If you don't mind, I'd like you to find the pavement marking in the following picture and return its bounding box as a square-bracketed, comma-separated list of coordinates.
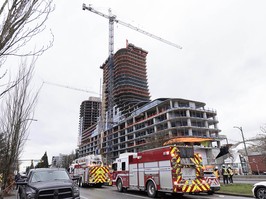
[120, 192, 148, 199]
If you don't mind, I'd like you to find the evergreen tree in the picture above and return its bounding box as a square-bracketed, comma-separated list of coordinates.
[35, 152, 49, 168]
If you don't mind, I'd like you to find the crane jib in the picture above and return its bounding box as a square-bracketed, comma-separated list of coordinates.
[82, 3, 182, 50]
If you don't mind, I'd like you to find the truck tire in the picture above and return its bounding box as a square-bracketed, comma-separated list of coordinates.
[95, 183, 103, 188]
[117, 179, 123, 192]
[17, 191, 23, 199]
[207, 190, 214, 195]
[79, 178, 84, 187]
[147, 181, 157, 198]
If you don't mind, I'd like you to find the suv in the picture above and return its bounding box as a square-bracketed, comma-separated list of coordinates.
[203, 170, 220, 195]
[16, 168, 80, 199]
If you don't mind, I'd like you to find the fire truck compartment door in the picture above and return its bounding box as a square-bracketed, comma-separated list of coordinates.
[159, 160, 172, 189]
[129, 164, 138, 186]
[138, 163, 144, 187]
[85, 168, 89, 182]
[181, 168, 196, 180]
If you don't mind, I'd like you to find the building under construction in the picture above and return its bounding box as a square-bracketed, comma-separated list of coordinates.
[78, 43, 223, 165]
[100, 43, 151, 127]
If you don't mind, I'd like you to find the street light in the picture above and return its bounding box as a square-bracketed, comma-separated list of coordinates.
[233, 126, 248, 158]
[234, 126, 250, 174]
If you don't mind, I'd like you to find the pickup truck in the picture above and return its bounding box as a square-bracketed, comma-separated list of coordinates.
[16, 168, 80, 199]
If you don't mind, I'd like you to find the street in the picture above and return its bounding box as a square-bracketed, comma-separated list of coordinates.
[79, 186, 252, 199]
[5, 185, 253, 199]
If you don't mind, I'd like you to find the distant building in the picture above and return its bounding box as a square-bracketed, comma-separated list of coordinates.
[79, 97, 101, 145]
[248, 153, 266, 175]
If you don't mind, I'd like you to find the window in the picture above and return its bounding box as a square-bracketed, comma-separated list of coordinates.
[122, 162, 126, 171]
[112, 163, 117, 171]
[179, 147, 194, 158]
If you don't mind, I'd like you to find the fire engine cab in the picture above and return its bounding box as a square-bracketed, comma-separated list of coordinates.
[69, 155, 110, 187]
[111, 145, 210, 198]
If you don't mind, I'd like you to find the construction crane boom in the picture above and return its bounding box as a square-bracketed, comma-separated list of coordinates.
[116, 20, 182, 49]
[43, 81, 99, 95]
[82, 3, 182, 56]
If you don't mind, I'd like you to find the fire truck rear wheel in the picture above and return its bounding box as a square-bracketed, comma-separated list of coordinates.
[207, 191, 214, 195]
[147, 181, 157, 198]
[117, 179, 123, 192]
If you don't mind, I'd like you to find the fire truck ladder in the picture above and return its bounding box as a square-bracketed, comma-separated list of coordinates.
[82, 3, 182, 127]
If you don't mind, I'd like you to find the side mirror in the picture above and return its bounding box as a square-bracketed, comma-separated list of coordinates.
[72, 175, 80, 182]
[16, 180, 28, 186]
[21, 175, 27, 179]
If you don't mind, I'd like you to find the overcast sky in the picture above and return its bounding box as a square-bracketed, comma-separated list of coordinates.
[8, 0, 266, 168]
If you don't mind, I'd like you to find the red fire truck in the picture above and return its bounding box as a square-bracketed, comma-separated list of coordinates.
[69, 155, 110, 187]
[111, 145, 210, 198]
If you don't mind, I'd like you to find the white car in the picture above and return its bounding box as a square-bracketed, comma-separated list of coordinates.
[252, 181, 266, 199]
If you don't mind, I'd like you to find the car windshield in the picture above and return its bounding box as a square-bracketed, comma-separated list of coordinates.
[204, 171, 215, 177]
[31, 170, 70, 182]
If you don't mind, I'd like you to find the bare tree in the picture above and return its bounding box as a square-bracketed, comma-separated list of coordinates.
[0, 0, 54, 96]
[0, 58, 39, 194]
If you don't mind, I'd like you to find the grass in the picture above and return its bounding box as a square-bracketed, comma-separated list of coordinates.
[217, 183, 254, 196]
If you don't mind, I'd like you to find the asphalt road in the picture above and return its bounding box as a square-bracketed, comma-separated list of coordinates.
[4, 185, 253, 199]
[7, 175, 265, 199]
[79, 186, 253, 199]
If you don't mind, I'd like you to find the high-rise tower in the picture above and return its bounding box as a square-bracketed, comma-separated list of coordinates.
[79, 97, 101, 133]
[101, 43, 151, 122]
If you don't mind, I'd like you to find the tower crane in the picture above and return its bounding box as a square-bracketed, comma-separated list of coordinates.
[82, 3, 182, 128]
[82, 3, 182, 56]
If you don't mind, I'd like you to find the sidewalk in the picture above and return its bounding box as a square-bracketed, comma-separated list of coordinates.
[3, 190, 16, 199]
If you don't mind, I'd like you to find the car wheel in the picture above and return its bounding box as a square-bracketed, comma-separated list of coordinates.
[256, 187, 266, 199]
[117, 179, 123, 192]
[147, 181, 157, 198]
[17, 192, 22, 199]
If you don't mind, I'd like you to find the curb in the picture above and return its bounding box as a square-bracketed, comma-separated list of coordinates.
[217, 191, 253, 198]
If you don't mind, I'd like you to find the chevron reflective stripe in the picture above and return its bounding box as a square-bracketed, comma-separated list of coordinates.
[176, 175, 182, 183]
[195, 166, 201, 176]
[198, 178, 210, 191]
[175, 168, 181, 175]
[176, 154, 181, 164]
[170, 147, 176, 154]
[206, 178, 219, 186]
[194, 153, 202, 163]
[89, 166, 109, 183]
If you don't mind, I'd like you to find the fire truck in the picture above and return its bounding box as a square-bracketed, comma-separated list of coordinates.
[111, 145, 210, 198]
[69, 155, 110, 187]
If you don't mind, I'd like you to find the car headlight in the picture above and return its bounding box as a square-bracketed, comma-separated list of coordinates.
[73, 185, 79, 196]
[26, 189, 36, 199]
[26, 193, 36, 199]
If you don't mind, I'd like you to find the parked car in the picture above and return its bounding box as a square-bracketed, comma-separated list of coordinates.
[252, 181, 266, 199]
[203, 170, 220, 195]
[16, 168, 80, 199]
